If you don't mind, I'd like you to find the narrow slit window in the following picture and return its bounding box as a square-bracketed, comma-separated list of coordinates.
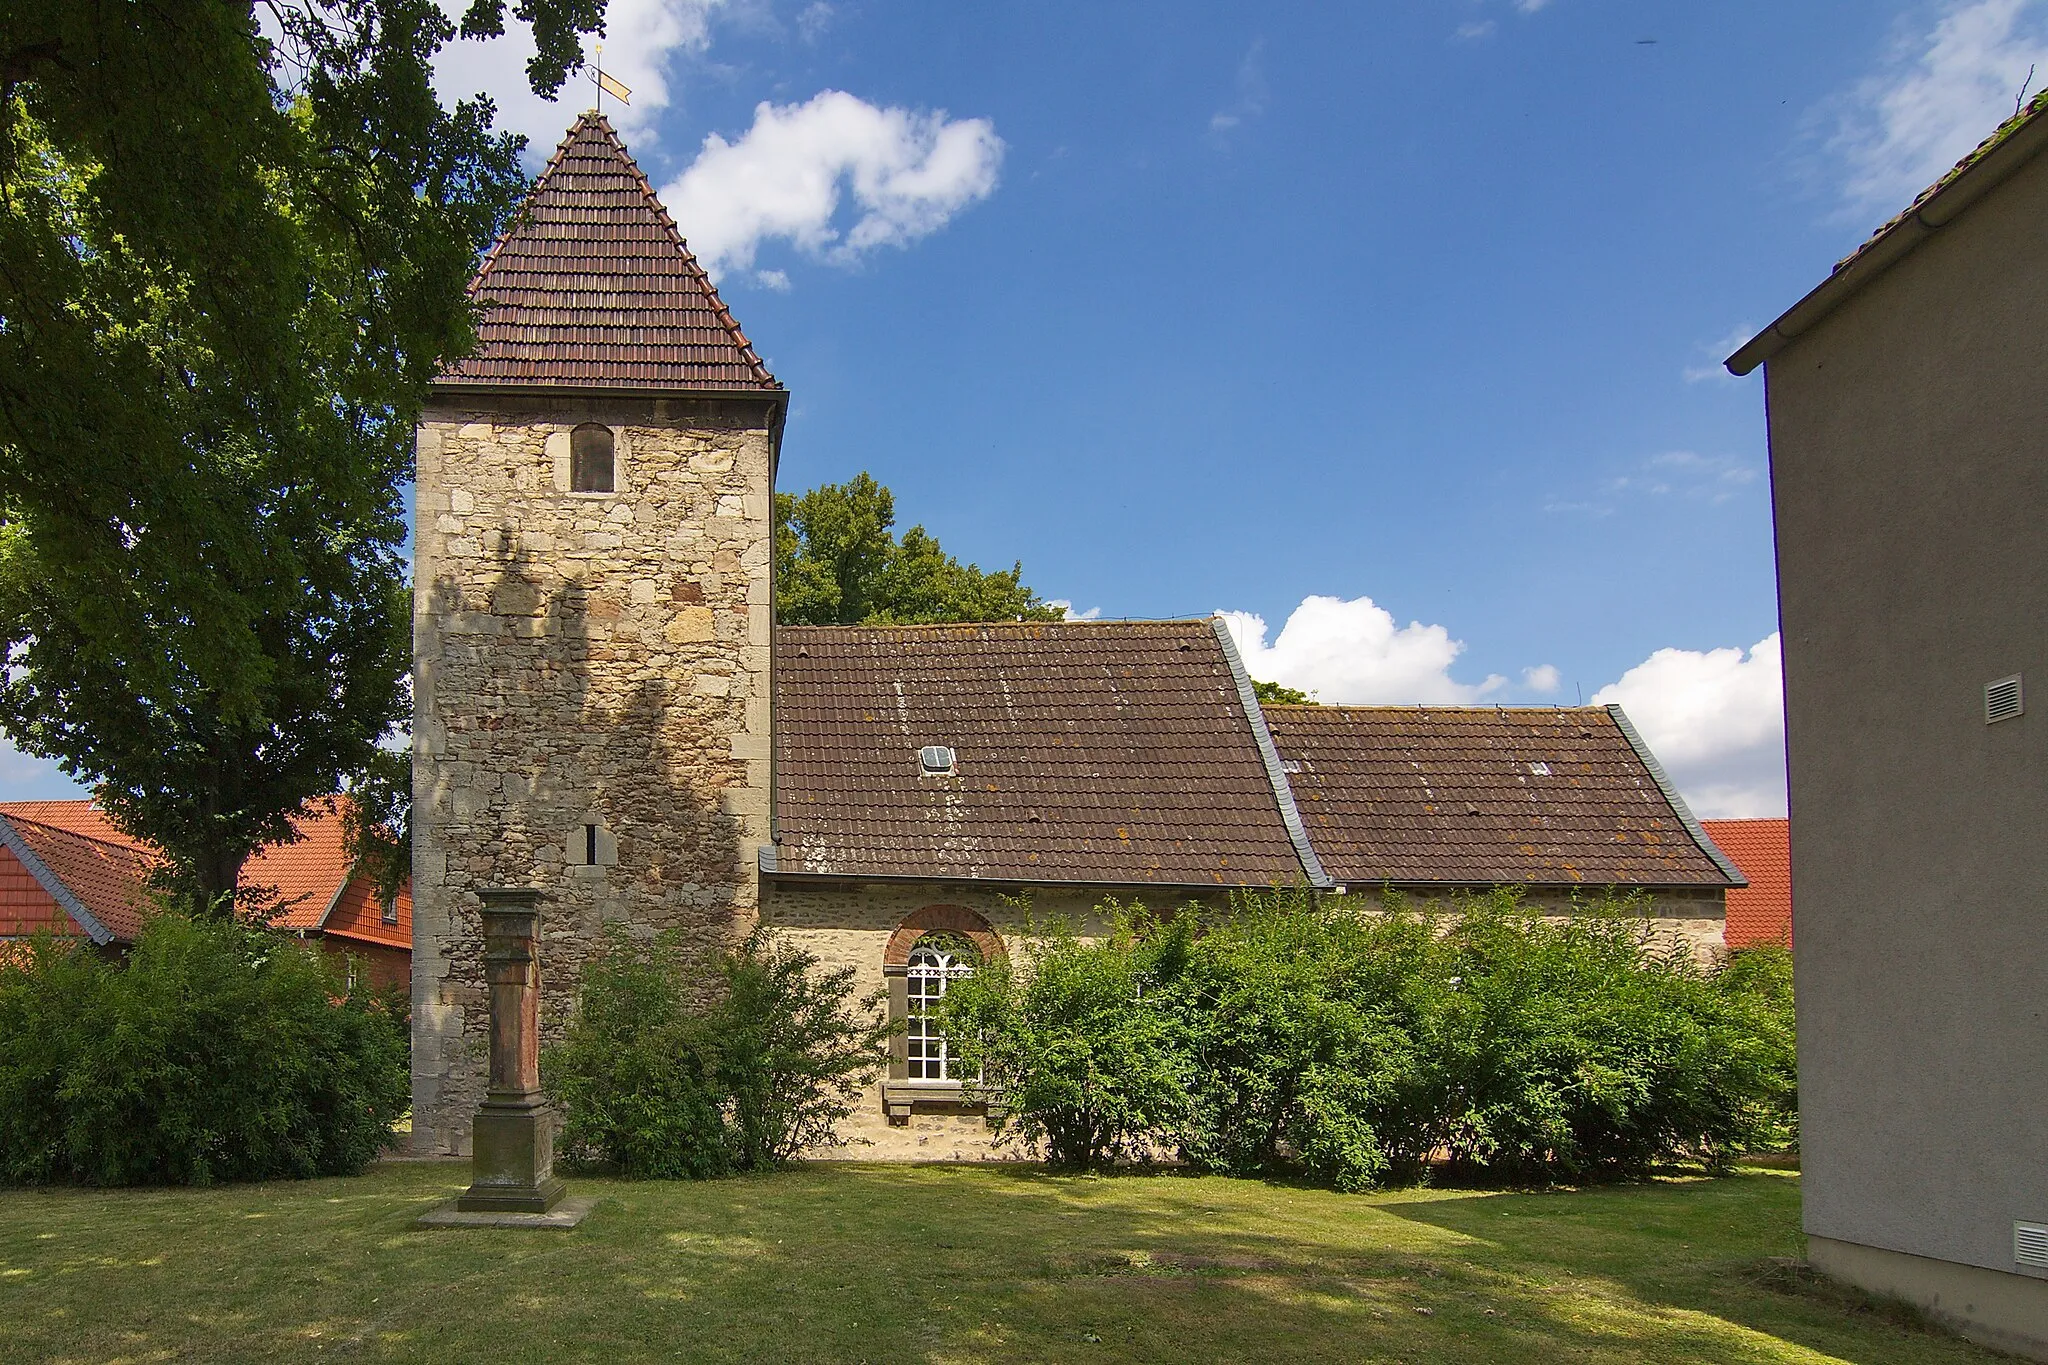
[570, 423, 614, 493]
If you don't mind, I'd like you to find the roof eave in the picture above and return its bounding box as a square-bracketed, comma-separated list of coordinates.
[759, 846, 1315, 895]
[427, 379, 787, 402]
[1319, 875, 1736, 892]
[1727, 106, 2048, 376]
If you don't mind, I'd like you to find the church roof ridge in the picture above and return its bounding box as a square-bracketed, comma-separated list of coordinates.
[438, 111, 782, 394]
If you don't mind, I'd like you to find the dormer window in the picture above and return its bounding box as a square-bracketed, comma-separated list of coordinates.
[570, 423, 614, 493]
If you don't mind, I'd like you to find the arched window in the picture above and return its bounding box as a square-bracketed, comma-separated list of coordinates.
[905, 941, 976, 1081]
[570, 423, 614, 493]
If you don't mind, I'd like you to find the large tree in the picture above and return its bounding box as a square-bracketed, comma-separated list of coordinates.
[0, 1, 604, 906]
[776, 473, 1065, 627]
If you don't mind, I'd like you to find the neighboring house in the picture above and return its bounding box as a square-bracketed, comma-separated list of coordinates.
[0, 800, 412, 992]
[1700, 818, 1790, 949]
[1727, 92, 2048, 1358]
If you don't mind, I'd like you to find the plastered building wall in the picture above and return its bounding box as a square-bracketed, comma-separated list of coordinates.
[1762, 138, 2048, 1356]
[411, 393, 776, 1155]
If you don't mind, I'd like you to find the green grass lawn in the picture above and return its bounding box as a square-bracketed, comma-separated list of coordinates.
[0, 1161, 2001, 1364]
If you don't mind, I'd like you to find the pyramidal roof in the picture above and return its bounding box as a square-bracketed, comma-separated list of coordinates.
[437, 112, 781, 393]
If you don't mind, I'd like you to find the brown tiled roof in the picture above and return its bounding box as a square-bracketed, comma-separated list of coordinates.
[1264, 704, 1739, 888]
[1701, 818, 1791, 948]
[0, 815, 157, 942]
[437, 112, 780, 393]
[771, 620, 1316, 888]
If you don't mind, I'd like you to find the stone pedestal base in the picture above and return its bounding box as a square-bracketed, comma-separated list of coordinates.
[456, 1098, 564, 1214]
[419, 1194, 596, 1230]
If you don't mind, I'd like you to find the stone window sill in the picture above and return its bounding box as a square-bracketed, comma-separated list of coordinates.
[882, 1079, 1006, 1123]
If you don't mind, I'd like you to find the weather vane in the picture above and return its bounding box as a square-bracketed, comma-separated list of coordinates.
[590, 42, 631, 113]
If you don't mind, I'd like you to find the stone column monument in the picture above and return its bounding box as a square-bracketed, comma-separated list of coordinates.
[421, 888, 592, 1228]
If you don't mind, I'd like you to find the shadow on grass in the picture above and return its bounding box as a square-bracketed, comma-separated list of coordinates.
[0, 1161, 2011, 1365]
[1370, 1173, 1993, 1365]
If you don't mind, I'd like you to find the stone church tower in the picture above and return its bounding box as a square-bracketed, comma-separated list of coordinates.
[410, 113, 784, 1154]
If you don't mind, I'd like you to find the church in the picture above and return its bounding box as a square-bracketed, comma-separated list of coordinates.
[410, 113, 1743, 1161]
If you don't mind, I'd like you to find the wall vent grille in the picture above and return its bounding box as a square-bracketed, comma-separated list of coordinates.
[2018, 1221, 2048, 1269]
[1987, 675, 2024, 724]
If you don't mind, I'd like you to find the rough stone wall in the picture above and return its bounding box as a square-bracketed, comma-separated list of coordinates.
[1370, 885, 1731, 965]
[411, 394, 776, 1155]
[762, 879, 1727, 1164]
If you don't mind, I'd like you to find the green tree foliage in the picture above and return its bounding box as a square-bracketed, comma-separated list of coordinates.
[942, 889, 1799, 1186]
[0, 2, 604, 904]
[941, 906, 1193, 1171]
[0, 916, 410, 1185]
[1252, 679, 1313, 704]
[544, 926, 890, 1177]
[775, 473, 1065, 626]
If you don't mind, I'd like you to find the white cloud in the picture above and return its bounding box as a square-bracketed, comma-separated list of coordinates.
[1219, 595, 1549, 704]
[795, 2, 835, 44]
[1455, 21, 1498, 40]
[1592, 633, 1786, 818]
[1549, 450, 1759, 516]
[1683, 324, 1758, 382]
[1050, 600, 1101, 622]
[1610, 451, 1759, 503]
[432, 0, 726, 154]
[1209, 39, 1268, 136]
[1514, 0, 1554, 12]
[662, 90, 1003, 281]
[1522, 664, 1562, 694]
[1832, 0, 2048, 213]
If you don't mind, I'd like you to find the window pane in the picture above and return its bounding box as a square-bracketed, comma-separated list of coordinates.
[905, 942, 975, 1081]
[571, 423, 614, 493]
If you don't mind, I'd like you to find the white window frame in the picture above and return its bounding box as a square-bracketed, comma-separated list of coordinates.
[904, 943, 976, 1082]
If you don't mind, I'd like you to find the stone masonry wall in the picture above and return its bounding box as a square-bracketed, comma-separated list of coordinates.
[411, 394, 776, 1155]
[763, 879, 1727, 1164]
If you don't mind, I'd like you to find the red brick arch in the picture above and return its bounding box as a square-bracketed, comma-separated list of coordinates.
[884, 904, 1006, 969]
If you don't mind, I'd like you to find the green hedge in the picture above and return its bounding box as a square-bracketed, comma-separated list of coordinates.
[542, 926, 888, 1178]
[941, 889, 1797, 1187]
[0, 916, 410, 1185]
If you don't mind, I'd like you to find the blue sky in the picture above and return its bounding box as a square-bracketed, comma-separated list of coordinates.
[7, 0, 2045, 814]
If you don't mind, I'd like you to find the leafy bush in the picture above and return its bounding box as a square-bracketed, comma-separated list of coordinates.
[941, 889, 1798, 1188]
[544, 926, 888, 1177]
[942, 909, 1189, 1170]
[1161, 890, 1443, 1190]
[0, 915, 409, 1186]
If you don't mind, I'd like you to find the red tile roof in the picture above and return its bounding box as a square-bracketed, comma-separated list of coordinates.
[0, 799, 374, 938]
[1264, 704, 1741, 888]
[0, 816, 156, 942]
[771, 620, 1318, 888]
[1700, 818, 1791, 949]
[437, 112, 781, 393]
